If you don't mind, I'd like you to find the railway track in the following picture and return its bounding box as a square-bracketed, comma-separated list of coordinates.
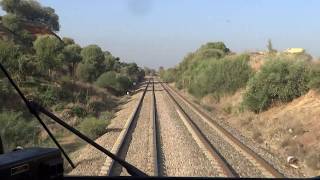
[160, 81, 285, 178]
[98, 77, 284, 177]
[101, 78, 161, 176]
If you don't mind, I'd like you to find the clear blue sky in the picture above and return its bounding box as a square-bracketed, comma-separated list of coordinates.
[4, 0, 320, 68]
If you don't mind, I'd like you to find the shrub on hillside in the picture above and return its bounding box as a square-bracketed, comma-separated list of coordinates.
[115, 75, 132, 92]
[160, 68, 177, 83]
[95, 71, 132, 93]
[87, 99, 106, 115]
[95, 71, 117, 89]
[0, 111, 40, 151]
[195, 48, 225, 60]
[37, 85, 59, 106]
[308, 63, 320, 90]
[243, 59, 310, 112]
[77, 117, 109, 139]
[76, 63, 97, 82]
[200, 42, 230, 53]
[70, 105, 87, 118]
[188, 54, 252, 98]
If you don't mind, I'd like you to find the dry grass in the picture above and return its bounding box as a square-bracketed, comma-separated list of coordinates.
[305, 149, 320, 170]
[252, 130, 264, 144]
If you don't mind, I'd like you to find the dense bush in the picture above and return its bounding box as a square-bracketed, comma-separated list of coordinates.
[160, 68, 177, 83]
[188, 55, 252, 98]
[70, 105, 87, 118]
[77, 117, 109, 139]
[194, 48, 225, 60]
[115, 75, 132, 92]
[243, 59, 310, 112]
[200, 42, 230, 53]
[36, 85, 59, 106]
[308, 63, 320, 90]
[0, 111, 40, 151]
[95, 71, 132, 93]
[95, 71, 117, 88]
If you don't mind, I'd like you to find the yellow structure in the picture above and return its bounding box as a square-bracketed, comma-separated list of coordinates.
[284, 48, 305, 54]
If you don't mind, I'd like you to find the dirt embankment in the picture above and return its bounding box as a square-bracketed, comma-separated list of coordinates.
[198, 89, 320, 177]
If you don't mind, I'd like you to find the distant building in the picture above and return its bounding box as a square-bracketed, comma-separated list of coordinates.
[284, 48, 305, 54]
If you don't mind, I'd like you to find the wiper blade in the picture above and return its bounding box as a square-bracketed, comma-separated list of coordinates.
[0, 62, 147, 177]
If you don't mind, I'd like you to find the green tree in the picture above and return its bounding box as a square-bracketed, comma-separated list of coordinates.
[63, 44, 82, 77]
[33, 35, 63, 77]
[267, 39, 277, 53]
[62, 37, 75, 45]
[200, 42, 230, 53]
[76, 62, 97, 82]
[1, 13, 33, 47]
[0, 40, 20, 73]
[1, 0, 60, 31]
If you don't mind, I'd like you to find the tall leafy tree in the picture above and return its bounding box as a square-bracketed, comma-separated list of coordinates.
[33, 35, 63, 77]
[1, 0, 60, 31]
[63, 44, 82, 77]
[80, 45, 105, 80]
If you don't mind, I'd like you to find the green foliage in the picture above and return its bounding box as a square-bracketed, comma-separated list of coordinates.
[95, 71, 117, 88]
[37, 85, 58, 106]
[162, 42, 231, 90]
[79, 45, 105, 80]
[33, 35, 64, 75]
[0, 40, 20, 72]
[243, 59, 310, 112]
[0, 111, 40, 151]
[77, 117, 109, 139]
[2, 13, 21, 32]
[120, 63, 144, 82]
[63, 44, 82, 76]
[116, 75, 132, 91]
[95, 71, 132, 93]
[100, 111, 114, 120]
[70, 105, 87, 118]
[267, 39, 277, 53]
[308, 63, 320, 90]
[76, 63, 96, 82]
[160, 68, 177, 83]
[62, 37, 75, 45]
[200, 42, 230, 53]
[87, 99, 107, 115]
[195, 48, 225, 60]
[1, 0, 60, 31]
[81, 45, 104, 65]
[188, 55, 252, 97]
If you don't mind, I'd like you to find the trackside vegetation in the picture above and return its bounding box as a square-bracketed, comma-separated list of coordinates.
[0, 0, 144, 151]
[160, 41, 320, 113]
[161, 42, 253, 99]
[243, 59, 310, 112]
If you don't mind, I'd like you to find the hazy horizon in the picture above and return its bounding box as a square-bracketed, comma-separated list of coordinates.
[2, 0, 320, 69]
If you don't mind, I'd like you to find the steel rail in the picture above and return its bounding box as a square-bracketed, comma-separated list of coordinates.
[164, 82, 285, 178]
[108, 80, 150, 175]
[151, 78, 161, 176]
[160, 81, 238, 177]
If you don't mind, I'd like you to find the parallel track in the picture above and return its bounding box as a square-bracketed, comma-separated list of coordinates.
[105, 80, 150, 175]
[161, 81, 285, 178]
[151, 78, 161, 176]
[160, 81, 238, 177]
[106, 78, 162, 176]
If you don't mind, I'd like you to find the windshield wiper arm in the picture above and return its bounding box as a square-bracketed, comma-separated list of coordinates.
[0, 62, 148, 177]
